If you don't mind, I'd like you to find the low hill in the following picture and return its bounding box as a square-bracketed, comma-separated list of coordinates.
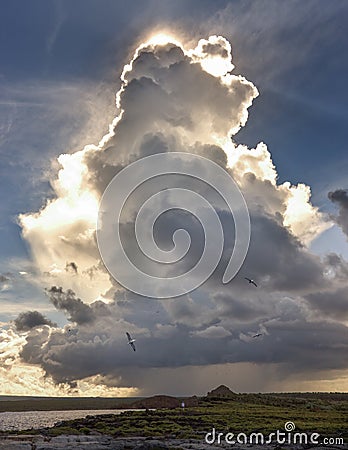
[206, 384, 236, 399]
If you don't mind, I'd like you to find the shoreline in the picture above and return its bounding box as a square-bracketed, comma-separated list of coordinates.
[0, 409, 148, 433]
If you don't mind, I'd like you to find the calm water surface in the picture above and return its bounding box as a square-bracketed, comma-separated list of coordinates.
[0, 409, 129, 431]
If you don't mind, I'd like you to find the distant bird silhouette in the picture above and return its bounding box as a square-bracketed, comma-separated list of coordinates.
[244, 277, 257, 287]
[253, 333, 262, 338]
[126, 332, 136, 351]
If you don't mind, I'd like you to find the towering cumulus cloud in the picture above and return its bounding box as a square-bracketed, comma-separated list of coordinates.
[10, 34, 348, 395]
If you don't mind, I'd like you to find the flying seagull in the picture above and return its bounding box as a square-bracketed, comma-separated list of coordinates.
[126, 332, 136, 352]
[253, 333, 262, 338]
[244, 277, 257, 287]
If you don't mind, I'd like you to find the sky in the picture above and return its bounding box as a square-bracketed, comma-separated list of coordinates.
[0, 0, 348, 397]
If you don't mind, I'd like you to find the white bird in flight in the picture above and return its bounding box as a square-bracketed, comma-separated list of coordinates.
[126, 332, 136, 352]
[244, 277, 258, 287]
[253, 333, 263, 338]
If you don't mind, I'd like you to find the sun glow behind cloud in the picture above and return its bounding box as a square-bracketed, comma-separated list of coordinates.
[146, 32, 181, 47]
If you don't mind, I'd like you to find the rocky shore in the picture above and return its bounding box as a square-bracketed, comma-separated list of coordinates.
[0, 434, 228, 449]
[0, 434, 347, 450]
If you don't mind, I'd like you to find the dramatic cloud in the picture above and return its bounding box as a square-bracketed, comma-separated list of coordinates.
[0, 327, 137, 397]
[10, 34, 348, 394]
[14, 311, 56, 332]
[305, 287, 348, 320]
[47, 286, 95, 325]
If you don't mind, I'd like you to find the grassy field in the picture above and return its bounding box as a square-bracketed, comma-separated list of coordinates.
[4, 393, 346, 441]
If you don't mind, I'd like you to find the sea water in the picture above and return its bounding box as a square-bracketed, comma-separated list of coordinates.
[0, 409, 128, 431]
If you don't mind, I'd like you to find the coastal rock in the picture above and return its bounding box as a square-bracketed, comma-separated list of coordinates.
[0, 435, 347, 449]
[0, 444, 32, 450]
[133, 439, 169, 449]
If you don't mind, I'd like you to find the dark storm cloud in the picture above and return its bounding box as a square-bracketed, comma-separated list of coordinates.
[305, 287, 348, 320]
[213, 292, 269, 322]
[19, 307, 348, 386]
[18, 272, 348, 388]
[18, 214, 348, 386]
[263, 319, 348, 373]
[328, 189, 348, 238]
[47, 286, 95, 324]
[196, 209, 326, 298]
[243, 213, 325, 292]
[14, 310, 56, 331]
